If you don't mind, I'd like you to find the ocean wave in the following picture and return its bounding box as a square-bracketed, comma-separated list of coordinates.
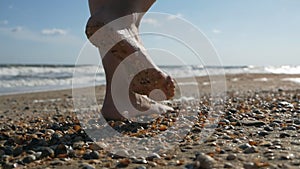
[265, 65, 300, 74]
[0, 64, 299, 95]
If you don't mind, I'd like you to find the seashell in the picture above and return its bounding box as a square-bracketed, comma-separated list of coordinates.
[73, 125, 81, 132]
[159, 125, 167, 131]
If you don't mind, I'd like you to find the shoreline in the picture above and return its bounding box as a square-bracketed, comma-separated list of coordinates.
[1, 73, 300, 98]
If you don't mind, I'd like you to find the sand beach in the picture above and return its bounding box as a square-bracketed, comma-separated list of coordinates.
[0, 73, 300, 169]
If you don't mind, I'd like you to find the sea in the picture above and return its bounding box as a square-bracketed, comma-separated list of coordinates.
[0, 64, 300, 96]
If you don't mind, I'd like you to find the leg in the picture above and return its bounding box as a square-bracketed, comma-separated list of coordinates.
[86, 0, 175, 120]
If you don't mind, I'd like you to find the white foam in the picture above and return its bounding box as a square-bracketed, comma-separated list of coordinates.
[282, 78, 300, 84]
[265, 65, 300, 74]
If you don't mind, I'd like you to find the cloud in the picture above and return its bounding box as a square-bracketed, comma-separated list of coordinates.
[141, 18, 160, 26]
[11, 26, 23, 32]
[41, 28, 67, 36]
[212, 29, 222, 34]
[0, 26, 82, 46]
[167, 13, 183, 20]
[0, 20, 8, 25]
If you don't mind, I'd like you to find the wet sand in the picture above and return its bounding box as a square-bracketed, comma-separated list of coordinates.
[0, 73, 300, 169]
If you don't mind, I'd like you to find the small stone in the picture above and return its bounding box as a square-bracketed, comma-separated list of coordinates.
[243, 162, 256, 169]
[148, 161, 157, 167]
[45, 129, 55, 135]
[89, 151, 100, 159]
[283, 126, 297, 131]
[280, 154, 295, 160]
[114, 149, 129, 158]
[232, 138, 242, 143]
[259, 141, 273, 147]
[264, 126, 274, 131]
[133, 157, 147, 164]
[159, 125, 168, 131]
[22, 155, 36, 163]
[38, 147, 55, 158]
[79, 163, 95, 169]
[291, 140, 300, 145]
[176, 159, 185, 166]
[241, 120, 266, 127]
[2, 162, 17, 169]
[257, 131, 269, 136]
[280, 133, 291, 138]
[0, 149, 4, 157]
[89, 143, 103, 151]
[224, 162, 234, 168]
[226, 154, 237, 161]
[73, 125, 81, 132]
[73, 141, 85, 150]
[12, 146, 23, 157]
[279, 101, 294, 108]
[135, 166, 147, 169]
[195, 153, 216, 169]
[146, 153, 161, 161]
[117, 158, 131, 167]
[294, 119, 300, 125]
[270, 122, 280, 127]
[220, 119, 230, 124]
[243, 146, 257, 154]
[238, 143, 251, 150]
[54, 144, 68, 157]
[4, 146, 13, 155]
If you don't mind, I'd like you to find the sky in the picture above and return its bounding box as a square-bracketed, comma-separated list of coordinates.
[0, 0, 300, 66]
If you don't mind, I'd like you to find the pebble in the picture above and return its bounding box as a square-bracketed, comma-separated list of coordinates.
[135, 166, 147, 169]
[79, 163, 95, 169]
[257, 131, 269, 136]
[264, 125, 274, 131]
[224, 162, 234, 168]
[22, 154, 36, 163]
[38, 147, 55, 158]
[270, 122, 281, 127]
[146, 153, 161, 161]
[0, 149, 5, 156]
[280, 132, 291, 138]
[283, 126, 297, 131]
[243, 162, 257, 169]
[114, 149, 129, 158]
[241, 120, 266, 127]
[12, 146, 23, 157]
[259, 141, 273, 147]
[4, 146, 13, 155]
[117, 158, 131, 167]
[89, 151, 100, 159]
[226, 154, 237, 161]
[195, 153, 216, 169]
[243, 146, 258, 154]
[73, 141, 85, 150]
[280, 154, 295, 160]
[148, 161, 157, 167]
[238, 143, 251, 150]
[133, 157, 148, 164]
[294, 119, 300, 125]
[50, 160, 65, 166]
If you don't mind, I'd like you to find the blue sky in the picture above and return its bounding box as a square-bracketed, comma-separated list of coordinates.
[0, 0, 299, 66]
